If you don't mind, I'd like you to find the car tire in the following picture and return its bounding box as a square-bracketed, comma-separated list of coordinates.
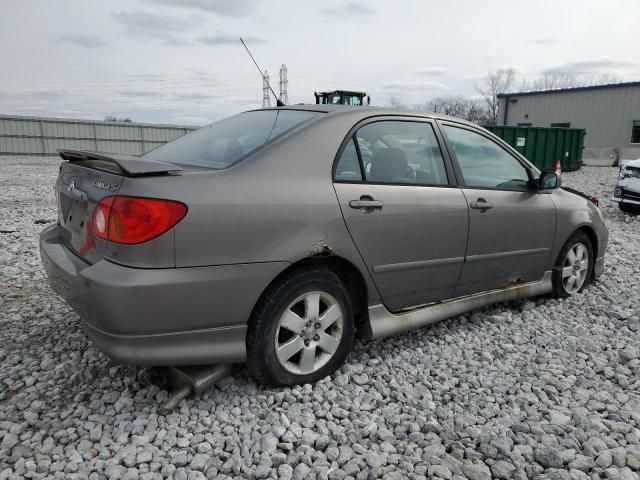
[551, 231, 594, 298]
[620, 203, 639, 214]
[246, 267, 355, 386]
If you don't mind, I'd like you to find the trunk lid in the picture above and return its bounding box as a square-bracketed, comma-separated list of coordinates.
[55, 150, 181, 264]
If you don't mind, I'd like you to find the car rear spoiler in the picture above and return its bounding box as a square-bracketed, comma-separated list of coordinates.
[58, 149, 182, 176]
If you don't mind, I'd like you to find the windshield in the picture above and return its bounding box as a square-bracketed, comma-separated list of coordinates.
[144, 109, 321, 169]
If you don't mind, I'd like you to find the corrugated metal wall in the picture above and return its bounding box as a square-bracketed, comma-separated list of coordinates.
[0, 115, 199, 156]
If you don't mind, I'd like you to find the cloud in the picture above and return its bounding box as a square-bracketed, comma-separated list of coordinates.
[28, 90, 68, 99]
[58, 35, 106, 48]
[171, 116, 211, 126]
[321, 1, 376, 18]
[170, 92, 220, 101]
[129, 73, 166, 81]
[527, 37, 558, 46]
[112, 11, 203, 46]
[116, 89, 161, 98]
[382, 80, 447, 91]
[414, 66, 450, 76]
[147, 0, 257, 17]
[199, 34, 265, 46]
[542, 57, 640, 76]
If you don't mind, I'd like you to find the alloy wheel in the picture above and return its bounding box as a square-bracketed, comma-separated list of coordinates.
[274, 291, 344, 375]
[562, 242, 589, 294]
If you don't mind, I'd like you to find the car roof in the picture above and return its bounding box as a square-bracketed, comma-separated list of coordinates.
[258, 104, 480, 128]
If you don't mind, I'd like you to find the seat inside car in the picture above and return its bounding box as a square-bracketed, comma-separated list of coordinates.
[370, 148, 411, 183]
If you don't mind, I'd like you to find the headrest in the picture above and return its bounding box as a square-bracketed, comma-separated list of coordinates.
[370, 148, 408, 182]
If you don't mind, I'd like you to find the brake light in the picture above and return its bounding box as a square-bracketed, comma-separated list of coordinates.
[586, 195, 599, 206]
[92, 196, 187, 244]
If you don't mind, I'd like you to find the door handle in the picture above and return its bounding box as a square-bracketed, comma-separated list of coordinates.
[470, 199, 493, 211]
[349, 196, 383, 211]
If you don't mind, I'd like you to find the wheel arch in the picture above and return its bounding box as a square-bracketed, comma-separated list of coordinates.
[249, 254, 370, 332]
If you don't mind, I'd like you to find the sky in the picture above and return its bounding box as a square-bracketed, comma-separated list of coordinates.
[1, 0, 639, 125]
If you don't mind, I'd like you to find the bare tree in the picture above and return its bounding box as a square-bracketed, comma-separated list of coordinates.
[420, 95, 489, 124]
[475, 68, 516, 126]
[388, 96, 407, 109]
[104, 115, 133, 123]
[521, 73, 622, 92]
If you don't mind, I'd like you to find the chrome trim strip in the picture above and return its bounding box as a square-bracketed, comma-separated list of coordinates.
[373, 256, 464, 274]
[364, 271, 553, 340]
[465, 247, 549, 263]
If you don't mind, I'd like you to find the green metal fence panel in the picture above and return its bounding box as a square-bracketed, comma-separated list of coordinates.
[485, 125, 586, 171]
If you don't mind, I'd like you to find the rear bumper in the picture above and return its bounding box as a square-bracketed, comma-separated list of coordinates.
[82, 321, 247, 366]
[39, 224, 288, 366]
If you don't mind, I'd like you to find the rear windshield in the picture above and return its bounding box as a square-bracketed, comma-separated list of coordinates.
[144, 109, 321, 169]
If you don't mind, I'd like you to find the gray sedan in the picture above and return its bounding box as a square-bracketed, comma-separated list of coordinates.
[40, 105, 608, 386]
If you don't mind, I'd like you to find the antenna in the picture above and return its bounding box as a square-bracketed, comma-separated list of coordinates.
[240, 37, 285, 107]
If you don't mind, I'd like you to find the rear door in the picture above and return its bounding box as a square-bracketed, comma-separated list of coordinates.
[440, 122, 556, 296]
[333, 117, 469, 311]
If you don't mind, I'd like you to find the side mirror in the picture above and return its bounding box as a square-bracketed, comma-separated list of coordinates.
[538, 171, 561, 190]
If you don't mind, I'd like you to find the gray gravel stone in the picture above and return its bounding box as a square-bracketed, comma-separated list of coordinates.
[254, 464, 271, 479]
[428, 464, 452, 479]
[596, 451, 614, 468]
[535, 446, 565, 468]
[278, 464, 293, 479]
[461, 462, 491, 480]
[491, 460, 516, 479]
[569, 455, 596, 472]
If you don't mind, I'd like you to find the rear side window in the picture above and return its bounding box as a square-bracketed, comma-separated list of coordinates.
[335, 139, 363, 181]
[144, 110, 320, 169]
[356, 121, 448, 185]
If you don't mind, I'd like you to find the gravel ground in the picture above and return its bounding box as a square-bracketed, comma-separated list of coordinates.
[1, 156, 639, 480]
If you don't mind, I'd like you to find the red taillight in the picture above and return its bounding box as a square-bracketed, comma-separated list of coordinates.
[92, 196, 187, 244]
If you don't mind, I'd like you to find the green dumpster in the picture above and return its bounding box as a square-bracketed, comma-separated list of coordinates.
[484, 125, 586, 172]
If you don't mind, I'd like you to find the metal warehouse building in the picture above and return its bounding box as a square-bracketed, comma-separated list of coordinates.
[497, 81, 640, 165]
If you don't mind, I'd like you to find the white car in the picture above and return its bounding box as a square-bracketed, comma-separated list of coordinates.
[613, 159, 640, 213]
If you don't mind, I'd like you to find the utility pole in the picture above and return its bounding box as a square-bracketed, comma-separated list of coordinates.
[262, 70, 271, 108]
[279, 64, 288, 105]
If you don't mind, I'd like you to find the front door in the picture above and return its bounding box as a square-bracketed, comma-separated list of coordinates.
[440, 123, 556, 296]
[333, 119, 469, 311]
